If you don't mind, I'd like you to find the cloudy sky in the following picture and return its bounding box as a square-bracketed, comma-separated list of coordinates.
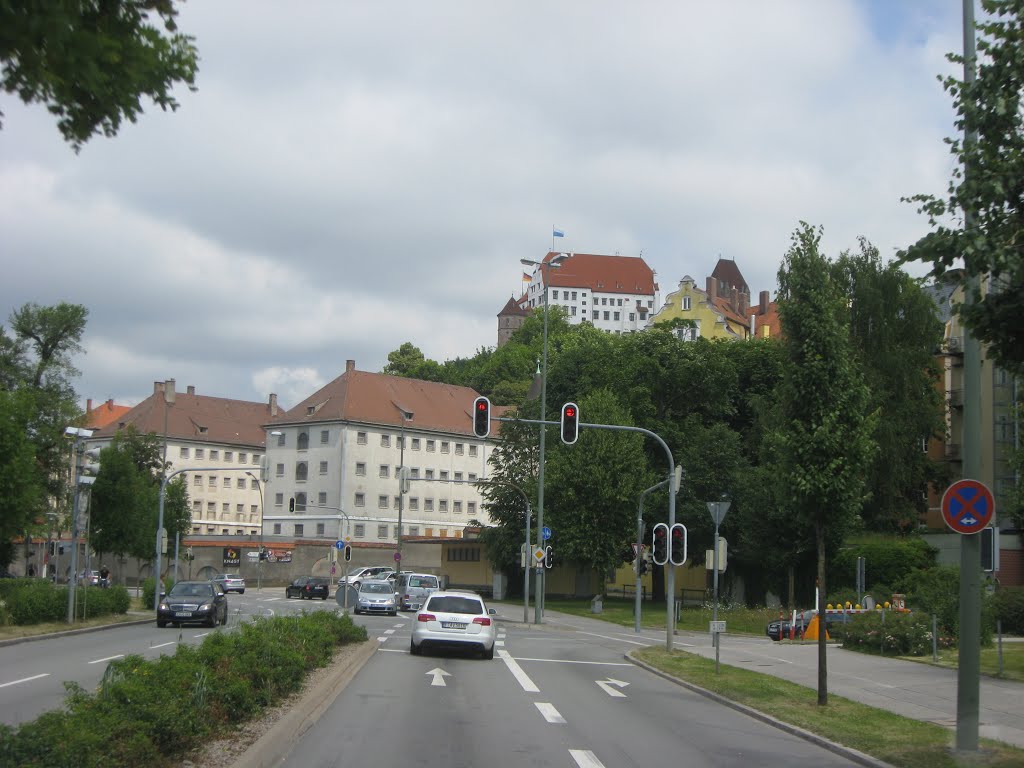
[1, 1, 966, 411]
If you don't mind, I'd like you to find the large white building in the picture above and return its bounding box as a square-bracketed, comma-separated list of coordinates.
[262, 361, 494, 546]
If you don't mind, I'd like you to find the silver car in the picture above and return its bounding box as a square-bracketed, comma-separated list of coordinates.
[354, 580, 398, 616]
[411, 591, 497, 659]
[397, 572, 439, 611]
[213, 573, 246, 594]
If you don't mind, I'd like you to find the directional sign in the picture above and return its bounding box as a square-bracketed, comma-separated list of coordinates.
[427, 668, 451, 687]
[941, 479, 995, 535]
[542, 526, 552, 541]
[709, 620, 726, 634]
[334, 540, 346, 550]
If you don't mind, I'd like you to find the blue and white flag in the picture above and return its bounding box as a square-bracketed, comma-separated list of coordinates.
[553, 227, 564, 238]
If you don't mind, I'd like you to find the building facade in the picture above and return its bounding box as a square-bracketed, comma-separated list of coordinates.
[262, 361, 494, 547]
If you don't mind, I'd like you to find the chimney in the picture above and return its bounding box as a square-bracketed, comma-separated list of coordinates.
[165, 379, 176, 405]
[154, 381, 164, 395]
[760, 290, 769, 314]
[86, 398, 93, 414]
[187, 385, 195, 396]
[105, 398, 113, 409]
[346, 359, 356, 374]
[270, 393, 278, 418]
[706, 277, 716, 299]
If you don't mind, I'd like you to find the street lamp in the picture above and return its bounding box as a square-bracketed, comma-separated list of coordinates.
[63, 426, 95, 623]
[520, 251, 567, 623]
[393, 407, 414, 574]
[245, 471, 264, 591]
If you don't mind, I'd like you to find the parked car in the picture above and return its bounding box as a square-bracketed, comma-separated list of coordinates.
[411, 590, 497, 659]
[157, 580, 228, 628]
[212, 573, 246, 594]
[396, 572, 440, 611]
[766, 609, 856, 641]
[354, 580, 398, 616]
[340, 566, 391, 589]
[78, 570, 100, 586]
[286, 576, 330, 600]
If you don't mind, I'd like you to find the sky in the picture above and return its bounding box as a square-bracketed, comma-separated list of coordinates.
[1, 1, 967, 411]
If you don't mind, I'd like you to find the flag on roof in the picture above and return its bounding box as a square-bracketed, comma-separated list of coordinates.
[522, 272, 532, 282]
[553, 227, 564, 238]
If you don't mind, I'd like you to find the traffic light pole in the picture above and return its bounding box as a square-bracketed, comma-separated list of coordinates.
[636, 479, 669, 633]
[497, 416, 680, 650]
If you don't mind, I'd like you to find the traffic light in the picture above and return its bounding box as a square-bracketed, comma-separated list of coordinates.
[544, 545, 554, 569]
[981, 526, 999, 572]
[560, 402, 579, 445]
[638, 558, 649, 576]
[472, 396, 491, 438]
[669, 523, 687, 566]
[344, 545, 353, 562]
[652, 523, 669, 565]
[289, 497, 295, 512]
[48, 542, 55, 556]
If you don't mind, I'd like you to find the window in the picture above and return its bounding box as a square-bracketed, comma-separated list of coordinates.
[207, 502, 216, 513]
[239, 452, 247, 463]
[469, 446, 478, 457]
[377, 525, 389, 539]
[194, 475, 202, 486]
[409, 497, 419, 511]
[454, 471, 463, 481]
[441, 441, 450, 454]
[601, 298, 607, 306]
[224, 451, 233, 462]
[618, 298, 623, 306]
[592, 310, 598, 320]
[603, 311, 610, 320]
[629, 312, 635, 322]
[250, 504, 257, 514]
[320, 429, 329, 444]
[277, 433, 286, 446]
[223, 477, 231, 488]
[237, 477, 246, 489]
[571, 306, 577, 316]
[294, 524, 304, 537]
[409, 525, 419, 537]
[426, 469, 435, 480]
[236, 503, 244, 513]
[273, 523, 282, 534]
[179, 447, 190, 459]
[250, 478, 259, 490]
[276, 463, 284, 477]
[355, 462, 366, 476]
[275, 492, 284, 506]
[355, 493, 365, 507]
[439, 500, 448, 512]
[440, 470, 449, 481]
[683, 296, 691, 311]
[196, 448, 205, 459]
[319, 460, 328, 475]
[354, 523, 365, 537]
[297, 432, 309, 450]
[222, 502, 230, 513]
[426, 440, 436, 452]
[468, 473, 477, 482]
[447, 547, 481, 562]
[295, 493, 307, 511]
[425, 498, 434, 512]
[192, 500, 201, 513]
[394, 495, 401, 508]
[210, 449, 219, 461]
[572, 291, 577, 299]
[318, 491, 327, 505]
[316, 523, 325, 536]
[379, 465, 390, 478]
[411, 438, 421, 450]
[208, 475, 216, 486]
[295, 462, 308, 481]
[454, 501, 463, 514]
[357, 431, 367, 444]
[378, 495, 389, 509]
[455, 443, 464, 455]
[380, 434, 390, 448]
[468, 502, 476, 515]
[251, 454, 260, 465]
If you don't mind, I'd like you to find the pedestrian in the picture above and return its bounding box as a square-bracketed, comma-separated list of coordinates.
[99, 565, 110, 587]
[28, 564, 35, 577]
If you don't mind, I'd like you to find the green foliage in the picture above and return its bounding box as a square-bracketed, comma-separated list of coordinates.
[141, 576, 173, 607]
[0, 580, 129, 624]
[992, 586, 1024, 635]
[0, 389, 42, 567]
[895, 564, 996, 644]
[828, 535, 938, 593]
[841, 611, 956, 656]
[901, 0, 1024, 377]
[0, 0, 200, 151]
[0, 612, 368, 766]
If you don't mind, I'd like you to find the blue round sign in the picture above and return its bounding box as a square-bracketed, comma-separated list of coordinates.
[542, 526, 552, 541]
[334, 540, 345, 550]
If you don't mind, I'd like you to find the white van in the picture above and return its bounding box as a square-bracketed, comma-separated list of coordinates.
[396, 572, 440, 611]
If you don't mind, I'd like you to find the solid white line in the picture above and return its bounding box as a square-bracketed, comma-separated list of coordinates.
[150, 641, 176, 649]
[498, 649, 539, 693]
[378, 647, 406, 653]
[569, 749, 607, 768]
[88, 654, 124, 664]
[514, 657, 631, 666]
[535, 702, 566, 724]
[578, 631, 652, 646]
[0, 673, 49, 688]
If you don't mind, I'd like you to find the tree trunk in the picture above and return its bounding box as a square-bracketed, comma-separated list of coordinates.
[816, 517, 828, 706]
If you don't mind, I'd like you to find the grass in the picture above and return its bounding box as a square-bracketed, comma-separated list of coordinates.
[0, 598, 150, 642]
[635, 646, 1024, 768]
[899, 644, 1024, 683]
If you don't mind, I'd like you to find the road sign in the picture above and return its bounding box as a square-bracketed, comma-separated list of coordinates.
[941, 479, 995, 534]
[709, 620, 726, 634]
[394, 552, 402, 561]
[334, 540, 345, 550]
[542, 526, 552, 541]
[533, 547, 545, 563]
[706, 500, 730, 526]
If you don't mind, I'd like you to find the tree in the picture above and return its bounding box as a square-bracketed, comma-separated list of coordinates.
[0, 0, 199, 151]
[0, 389, 42, 567]
[776, 223, 878, 705]
[902, 0, 1024, 377]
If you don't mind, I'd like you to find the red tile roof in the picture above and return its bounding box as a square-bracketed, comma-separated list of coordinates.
[539, 252, 657, 295]
[84, 399, 132, 429]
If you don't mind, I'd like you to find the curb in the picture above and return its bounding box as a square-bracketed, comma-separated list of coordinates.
[0, 617, 154, 648]
[626, 650, 896, 768]
[231, 638, 379, 768]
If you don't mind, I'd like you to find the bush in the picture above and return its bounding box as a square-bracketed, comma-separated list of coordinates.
[0, 611, 368, 767]
[6, 581, 66, 624]
[895, 565, 996, 644]
[829, 535, 937, 594]
[841, 611, 956, 656]
[141, 576, 174, 609]
[992, 586, 1024, 635]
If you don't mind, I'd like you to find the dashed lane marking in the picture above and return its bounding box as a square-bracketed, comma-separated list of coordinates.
[569, 749, 607, 768]
[535, 703, 566, 723]
[88, 654, 124, 664]
[0, 674, 50, 688]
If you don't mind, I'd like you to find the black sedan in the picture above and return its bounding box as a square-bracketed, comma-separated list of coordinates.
[157, 581, 228, 628]
[286, 576, 331, 600]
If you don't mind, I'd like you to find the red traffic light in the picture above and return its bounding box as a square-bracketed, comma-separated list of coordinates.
[669, 523, 687, 566]
[560, 401, 579, 445]
[472, 396, 491, 438]
[652, 523, 669, 565]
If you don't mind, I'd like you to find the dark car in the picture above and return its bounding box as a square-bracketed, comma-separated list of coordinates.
[766, 610, 856, 641]
[157, 581, 228, 628]
[286, 576, 330, 600]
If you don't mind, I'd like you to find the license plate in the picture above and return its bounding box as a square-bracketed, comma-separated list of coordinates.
[175, 611, 192, 618]
[441, 621, 466, 629]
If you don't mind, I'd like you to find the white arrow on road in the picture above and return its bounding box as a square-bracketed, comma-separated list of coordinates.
[427, 668, 452, 687]
[595, 678, 629, 697]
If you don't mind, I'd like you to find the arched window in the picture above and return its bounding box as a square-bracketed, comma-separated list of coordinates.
[297, 431, 309, 450]
[295, 492, 307, 512]
[295, 462, 308, 481]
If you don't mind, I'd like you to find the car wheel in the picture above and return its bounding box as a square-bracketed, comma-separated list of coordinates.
[410, 639, 420, 655]
[157, 619, 166, 628]
[322, 595, 328, 601]
[483, 644, 495, 660]
[239, 589, 245, 594]
[206, 613, 217, 628]
[390, 610, 397, 616]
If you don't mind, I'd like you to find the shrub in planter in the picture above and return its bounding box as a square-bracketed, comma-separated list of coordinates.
[841, 611, 955, 656]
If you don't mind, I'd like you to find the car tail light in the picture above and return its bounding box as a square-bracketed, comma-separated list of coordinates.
[418, 613, 435, 623]
[472, 617, 491, 626]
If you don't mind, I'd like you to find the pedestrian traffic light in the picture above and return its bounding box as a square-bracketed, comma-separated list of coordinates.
[638, 558, 649, 576]
[560, 402, 579, 445]
[289, 497, 295, 512]
[652, 523, 669, 565]
[344, 545, 353, 562]
[669, 523, 688, 566]
[472, 396, 491, 438]
[544, 545, 554, 569]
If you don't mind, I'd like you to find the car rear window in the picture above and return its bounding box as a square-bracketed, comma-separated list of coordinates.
[426, 596, 482, 614]
[409, 576, 438, 588]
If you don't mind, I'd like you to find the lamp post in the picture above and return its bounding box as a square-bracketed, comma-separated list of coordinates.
[521, 251, 567, 623]
[245, 472, 264, 591]
[393, 407, 414, 574]
[63, 426, 95, 623]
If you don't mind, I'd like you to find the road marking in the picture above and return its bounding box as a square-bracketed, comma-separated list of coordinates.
[427, 668, 451, 687]
[377, 636, 390, 642]
[384, 629, 396, 635]
[498, 650, 539, 693]
[496, 640, 505, 647]
[596, 678, 629, 698]
[578, 631, 652, 646]
[378, 648, 406, 653]
[393, 623, 404, 628]
[88, 654, 124, 664]
[569, 749, 607, 767]
[150, 641, 176, 649]
[0, 673, 49, 688]
[514, 657, 631, 666]
[535, 702, 565, 723]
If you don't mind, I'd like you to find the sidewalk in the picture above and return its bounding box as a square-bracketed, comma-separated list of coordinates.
[514, 607, 1024, 750]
